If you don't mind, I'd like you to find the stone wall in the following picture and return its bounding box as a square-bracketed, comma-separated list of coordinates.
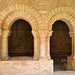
[0, 60, 53, 75]
[0, 0, 75, 31]
[0, 0, 75, 74]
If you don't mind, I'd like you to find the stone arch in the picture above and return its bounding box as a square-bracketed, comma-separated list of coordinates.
[45, 6, 75, 32]
[0, 4, 42, 60]
[45, 7, 75, 71]
[3, 11, 38, 30]
[0, 4, 43, 30]
[47, 13, 75, 58]
[48, 13, 75, 32]
[50, 20, 72, 71]
[8, 19, 34, 57]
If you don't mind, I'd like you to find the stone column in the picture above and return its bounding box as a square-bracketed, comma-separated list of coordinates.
[69, 32, 75, 57]
[72, 32, 75, 60]
[0, 29, 2, 60]
[0, 29, 2, 35]
[1, 30, 9, 60]
[32, 31, 39, 60]
[46, 31, 53, 59]
[39, 30, 48, 59]
[67, 32, 75, 70]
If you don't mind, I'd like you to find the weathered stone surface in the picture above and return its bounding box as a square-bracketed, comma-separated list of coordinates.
[0, 59, 53, 75]
[0, 0, 75, 74]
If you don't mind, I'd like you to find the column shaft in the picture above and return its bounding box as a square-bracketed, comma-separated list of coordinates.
[34, 36, 39, 59]
[1, 37, 8, 60]
[40, 38, 46, 59]
[32, 31, 39, 60]
[46, 37, 50, 59]
[46, 31, 53, 59]
[69, 32, 75, 57]
[72, 37, 74, 56]
[0, 29, 2, 60]
[73, 37, 75, 57]
[1, 30, 9, 60]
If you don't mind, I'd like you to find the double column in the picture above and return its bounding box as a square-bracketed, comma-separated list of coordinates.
[38, 30, 53, 60]
[1, 30, 9, 60]
[1, 29, 53, 60]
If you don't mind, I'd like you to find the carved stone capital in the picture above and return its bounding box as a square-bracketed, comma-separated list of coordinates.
[2, 30, 10, 38]
[69, 32, 75, 38]
[38, 30, 49, 39]
[47, 30, 53, 38]
[31, 30, 39, 37]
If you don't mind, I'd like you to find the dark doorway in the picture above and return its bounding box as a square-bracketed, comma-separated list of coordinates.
[50, 20, 72, 71]
[8, 19, 34, 57]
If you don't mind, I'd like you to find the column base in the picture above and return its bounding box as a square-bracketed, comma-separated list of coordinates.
[67, 56, 75, 71]
[46, 55, 51, 60]
[33, 55, 39, 60]
[39, 58, 53, 74]
[1, 56, 9, 61]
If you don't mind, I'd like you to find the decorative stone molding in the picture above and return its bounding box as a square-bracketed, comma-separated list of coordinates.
[3, 11, 39, 30]
[38, 30, 49, 39]
[0, 4, 42, 30]
[48, 13, 74, 32]
[44, 6, 75, 32]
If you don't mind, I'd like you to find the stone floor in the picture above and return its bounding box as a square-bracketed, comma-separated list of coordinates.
[52, 58, 75, 75]
[54, 58, 68, 71]
[0, 71, 75, 75]
[53, 71, 75, 75]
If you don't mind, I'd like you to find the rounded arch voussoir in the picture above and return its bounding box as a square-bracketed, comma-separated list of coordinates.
[0, 4, 43, 30]
[45, 6, 75, 32]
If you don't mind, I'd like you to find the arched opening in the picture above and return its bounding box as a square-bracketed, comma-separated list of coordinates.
[50, 20, 72, 71]
[8, 19, 34, 58]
